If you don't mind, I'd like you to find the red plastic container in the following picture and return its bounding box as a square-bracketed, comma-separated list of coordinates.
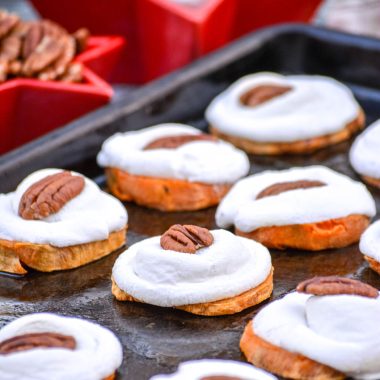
[31, 0, 321, 83]
[0, 69, 112, 155]
[76, 36, 126, 82]
[0, 35, 125, 155]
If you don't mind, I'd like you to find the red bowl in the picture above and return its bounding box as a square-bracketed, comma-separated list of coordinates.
[76, 36, 126, 82]
[0, 68, 113, 155]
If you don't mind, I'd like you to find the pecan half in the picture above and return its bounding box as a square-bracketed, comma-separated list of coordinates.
[160, 224, 214, 254]
[256, 180, 326, 200]
[73, 28, 90, 54]
[0, 11, 19, 39]
[40, 20, 67, 39]
[297, 276, 378, 298]
[144, 134, 217, 150]
[0, 22, 29, 81]
[0, 332, 76, 355]
[240, 84, 292, 107]
[18, 171, 85, 220]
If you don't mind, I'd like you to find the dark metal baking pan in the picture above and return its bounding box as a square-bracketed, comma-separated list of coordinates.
[1, 24, 380, 380]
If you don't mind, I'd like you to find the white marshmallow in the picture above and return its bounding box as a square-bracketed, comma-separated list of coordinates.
[150, 359, 277, 380]
[350, 119, 380, 179]
[97, 123, 250, 184]
[253, 291, 380, 379]
[360, 220, 380, 263]
[0, 169, 127, 247]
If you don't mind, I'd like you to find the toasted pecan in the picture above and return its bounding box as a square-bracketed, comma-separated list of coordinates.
[22, 34, 64, 77]
[38, 35, 76, 81]
[0, 332, 76, 354]
[0, 11, 19, 39]
[160, 224, 214, 254]
[59, 62, 83, 83]
[240, 84, 292, 107]
[297, 276, 378, 298]
[256, 180, 326, 200]
[73, 28, 90, 54]
[22, 22, 43, 59]
[0, 34, 21, 61]
[18, 171, 85, 220]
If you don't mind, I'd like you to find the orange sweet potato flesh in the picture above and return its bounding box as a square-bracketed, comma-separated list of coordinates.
[0, 228, 126, 274]
[236, 215, 369, 251]
[106, 167, 231, 211]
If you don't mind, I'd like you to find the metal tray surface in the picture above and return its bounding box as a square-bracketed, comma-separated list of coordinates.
[1, 25, 380, 379]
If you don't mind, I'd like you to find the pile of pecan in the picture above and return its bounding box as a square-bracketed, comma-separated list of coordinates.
[0, 9, 89, 83]
[256, 180, 326, 199]
[240, 84, 292, 107]
[0, 332, 76, 354]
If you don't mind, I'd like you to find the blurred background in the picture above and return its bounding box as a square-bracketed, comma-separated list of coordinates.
[3, 0, 379, 84]
[0, 0, 378, 155]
